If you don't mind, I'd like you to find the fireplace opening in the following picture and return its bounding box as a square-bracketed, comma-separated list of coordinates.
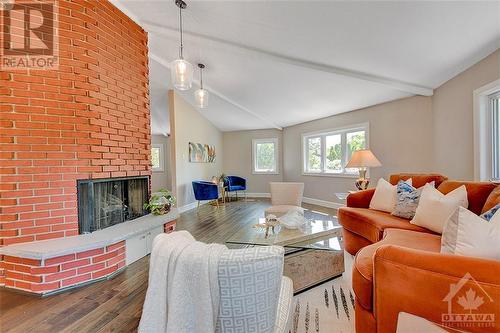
[77, 176, 149, 234]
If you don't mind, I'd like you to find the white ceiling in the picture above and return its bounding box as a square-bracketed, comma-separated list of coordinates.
[113, 0, 500, 134]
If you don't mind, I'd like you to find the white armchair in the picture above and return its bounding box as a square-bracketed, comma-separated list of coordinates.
[265, 182, 305, 217]
[216, 246, 293, 333]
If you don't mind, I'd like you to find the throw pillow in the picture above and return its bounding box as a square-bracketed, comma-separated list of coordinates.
[441, 207, 500, 260]
[392, 180, 435, 219]
[480, 203, 500, 221]
[410, 184, 468, 234]
[370, 178, 412, 213]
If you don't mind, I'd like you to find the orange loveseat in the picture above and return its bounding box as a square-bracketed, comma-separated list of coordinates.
[338, 173, 500, 333]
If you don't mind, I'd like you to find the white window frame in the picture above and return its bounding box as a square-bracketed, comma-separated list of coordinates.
[473, 79, 500, 181]
[301, 122, 369, 178]
[252, 138, 279, 175]
[151, 144, 165, 172]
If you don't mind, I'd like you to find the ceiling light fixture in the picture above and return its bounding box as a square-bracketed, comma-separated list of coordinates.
[195, 63, 208, 108]
[171, 0, 193, 90]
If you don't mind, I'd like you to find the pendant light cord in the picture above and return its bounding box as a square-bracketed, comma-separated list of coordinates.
[179, 4, 184, 59]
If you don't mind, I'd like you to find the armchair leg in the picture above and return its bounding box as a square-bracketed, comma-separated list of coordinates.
[197, 201, 200, 210]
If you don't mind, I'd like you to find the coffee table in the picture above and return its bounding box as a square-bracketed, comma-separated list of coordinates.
[226, 210, 345, 294]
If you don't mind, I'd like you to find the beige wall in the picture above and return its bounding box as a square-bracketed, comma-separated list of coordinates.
[169, 90, 223, 207]
[151, 135, 172, 192]
[223, 129, 283, 193]
[432, 49, 500, 180]
[282, 96, 434, 204]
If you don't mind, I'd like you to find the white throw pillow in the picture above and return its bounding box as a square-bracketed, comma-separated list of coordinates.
[370, 178, 412, 213]
[410, 184, 468, 234]
[441, 207, 500, 260]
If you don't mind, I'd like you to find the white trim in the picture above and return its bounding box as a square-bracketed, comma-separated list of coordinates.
[144, 22, 433, 96]
[151, 144, 165, 172]
[178, 200, 210, 213]
[246, 193, 344, 209]
[302, 122, 370, 177]
[302, 197, 344, 210]
[246, 192, 271, 198]
[252, 138, 280, 175]
[473, 79, 500, 181]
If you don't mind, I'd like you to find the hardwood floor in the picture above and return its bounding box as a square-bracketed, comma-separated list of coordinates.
[0, 199, 337, 333]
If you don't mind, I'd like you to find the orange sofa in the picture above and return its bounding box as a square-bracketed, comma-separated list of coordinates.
[338, 174, 500, 333]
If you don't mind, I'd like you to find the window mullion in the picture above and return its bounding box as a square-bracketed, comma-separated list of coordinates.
[341, 132, 347, 174]
[321, 135, 326, 173]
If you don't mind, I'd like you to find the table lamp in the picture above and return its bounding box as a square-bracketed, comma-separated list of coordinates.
[345, 149, 382, 190]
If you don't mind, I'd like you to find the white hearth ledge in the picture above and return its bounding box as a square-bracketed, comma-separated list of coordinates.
[0, 209, 179, 260]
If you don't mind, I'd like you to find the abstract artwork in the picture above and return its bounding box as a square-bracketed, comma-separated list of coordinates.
[189, 142, 216, 163]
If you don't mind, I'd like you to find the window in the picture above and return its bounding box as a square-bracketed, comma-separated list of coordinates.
[151, 144, 164, 172]
[473, 80, 500, 181]
[491, 92, 500, 180]
[302, 124, 368, 176]
[252, 138, 279, 174]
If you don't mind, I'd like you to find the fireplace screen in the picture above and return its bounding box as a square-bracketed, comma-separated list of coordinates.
[77, 177, 149, 234]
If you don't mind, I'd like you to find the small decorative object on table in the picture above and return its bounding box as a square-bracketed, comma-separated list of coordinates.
[254, 214, 280, 238]
[144, 189, 176, 215]
[277, 208, 306, 229]
[345, 149, 382, 190]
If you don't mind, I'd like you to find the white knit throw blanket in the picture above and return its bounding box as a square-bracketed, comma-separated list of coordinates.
[138, 231, 227, 333]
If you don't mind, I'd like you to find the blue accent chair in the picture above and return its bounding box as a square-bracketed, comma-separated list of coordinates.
[226, 176, 247, 200]
[192, 181, 219, 209]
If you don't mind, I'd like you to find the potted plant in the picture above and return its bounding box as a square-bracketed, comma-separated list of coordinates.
[219, 173, 229, 186]
[144, 189, 176, 215]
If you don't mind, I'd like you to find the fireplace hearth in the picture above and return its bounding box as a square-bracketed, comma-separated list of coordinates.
[77, 177, 149, 234]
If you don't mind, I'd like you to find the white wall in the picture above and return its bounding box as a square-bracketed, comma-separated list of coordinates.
[169, 90, 223, 208]
[151, 135, 172, 192]
[223, 129, 283, 193]
[433, 49, 500, 180]
[282, 96, 434, 205]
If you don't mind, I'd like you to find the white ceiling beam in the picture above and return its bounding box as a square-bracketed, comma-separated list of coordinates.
[144, 22, 434, 97]
[149, 53, 283, 131]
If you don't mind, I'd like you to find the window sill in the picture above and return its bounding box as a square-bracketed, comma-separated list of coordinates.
[152, 169, 164, 173]
[302, 172, 359, 179]
[252, 171, 280, 175]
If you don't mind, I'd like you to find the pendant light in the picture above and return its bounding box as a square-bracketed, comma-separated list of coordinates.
[194, 63, 208, 108]
[171, 0, 193, 90]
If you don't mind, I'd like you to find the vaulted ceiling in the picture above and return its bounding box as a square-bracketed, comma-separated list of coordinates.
[111, 0, 500, 134]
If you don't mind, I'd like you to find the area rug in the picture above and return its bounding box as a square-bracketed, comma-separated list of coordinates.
[288, 253, 355, 333]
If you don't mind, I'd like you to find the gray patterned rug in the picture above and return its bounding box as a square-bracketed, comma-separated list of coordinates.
[288, 253, 355, 333]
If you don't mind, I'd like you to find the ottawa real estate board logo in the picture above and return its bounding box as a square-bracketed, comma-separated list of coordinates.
[1, 0, 59, 70]
[442, 272, 495, 330]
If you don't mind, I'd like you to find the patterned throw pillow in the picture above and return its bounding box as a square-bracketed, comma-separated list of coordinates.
[392, 181, 434, 219]
[480, 203, 500, 221]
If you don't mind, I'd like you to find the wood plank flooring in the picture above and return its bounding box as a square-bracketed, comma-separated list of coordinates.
[0, 199, 336, 333]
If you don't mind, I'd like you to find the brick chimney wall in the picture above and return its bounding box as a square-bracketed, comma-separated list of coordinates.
[0, 0, 150, 270]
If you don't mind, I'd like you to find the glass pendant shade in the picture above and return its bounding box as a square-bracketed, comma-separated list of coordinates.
[171, 59, 193, 91]
[194, 88, 209, 108]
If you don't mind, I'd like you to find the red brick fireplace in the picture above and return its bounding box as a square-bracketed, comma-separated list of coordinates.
[0, 0, 156, 292]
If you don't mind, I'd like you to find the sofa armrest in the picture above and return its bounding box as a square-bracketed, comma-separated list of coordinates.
[373, 245, 500, 333]
[346, 189, 375, 208]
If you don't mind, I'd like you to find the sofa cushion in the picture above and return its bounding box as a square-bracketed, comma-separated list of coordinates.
[437, 181, 497, 215]
[338, 207, 432, 244]
[353, 229, 441, 311]
[389, 173, 447, 188]
[482, 185, 500, 214]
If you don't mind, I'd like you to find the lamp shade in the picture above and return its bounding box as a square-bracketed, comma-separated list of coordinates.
[345, 149, 382, 168]
[171, 59, 193, 91]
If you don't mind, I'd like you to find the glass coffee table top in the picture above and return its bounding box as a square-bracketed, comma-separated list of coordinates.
[226, 210, 343, 252]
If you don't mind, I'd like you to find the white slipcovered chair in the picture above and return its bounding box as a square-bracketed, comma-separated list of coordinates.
[265, 182, 305, 217]
[216, 246, 293, 333]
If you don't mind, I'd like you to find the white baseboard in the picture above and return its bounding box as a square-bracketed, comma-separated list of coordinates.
[247, 193, 344, 209]
[246, 192, 271, 198]
[302, 197, 344, 210]
[178, 200, 210, 213]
